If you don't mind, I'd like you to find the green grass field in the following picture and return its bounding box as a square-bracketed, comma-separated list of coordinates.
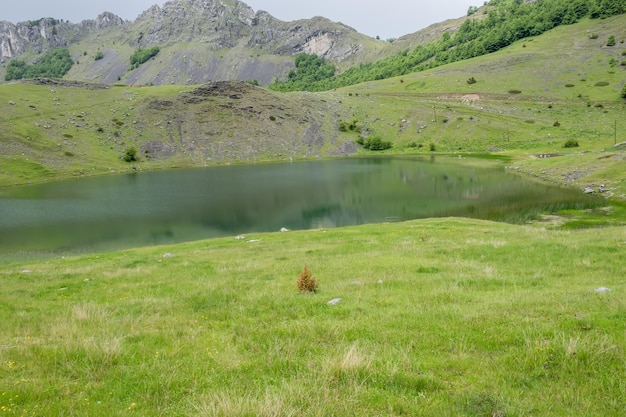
[1, 219, 624, 416]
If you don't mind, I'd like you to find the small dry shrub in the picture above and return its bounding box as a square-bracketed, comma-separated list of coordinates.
[297, 265, 318, 293]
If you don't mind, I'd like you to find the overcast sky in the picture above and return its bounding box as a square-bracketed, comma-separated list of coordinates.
[1, 0, 475, 39]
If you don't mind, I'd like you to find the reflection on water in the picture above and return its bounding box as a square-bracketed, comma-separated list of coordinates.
[0, 156, 600, 255]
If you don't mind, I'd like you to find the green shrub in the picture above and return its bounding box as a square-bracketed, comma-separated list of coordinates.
[607, 35, 616, 47]
[339, 120, 359, 132]
[563, 139, 579, 148]
[508, 89, 522, 94]
[361, 136, 392, 151]
[94, 51, 104, 61]
[123, 146, 138, 162]
[130, 46, 160, 69]
[621, 84, 626, 99]
[594, 81, 609, 87]
[429, 142, 436, 152]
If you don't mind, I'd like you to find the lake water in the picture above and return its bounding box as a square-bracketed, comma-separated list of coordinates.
[0, 156, 599, 256]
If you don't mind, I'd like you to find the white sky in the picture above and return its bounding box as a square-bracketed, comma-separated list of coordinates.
[1, 0, 475, 39]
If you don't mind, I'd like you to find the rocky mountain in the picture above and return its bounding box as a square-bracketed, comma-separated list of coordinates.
[0, 0, 386, 86]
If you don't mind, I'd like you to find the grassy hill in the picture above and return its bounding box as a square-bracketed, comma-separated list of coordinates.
[3, 15, 624, 196]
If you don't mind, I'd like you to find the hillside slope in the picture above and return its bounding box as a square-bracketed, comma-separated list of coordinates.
[1, 15, 625, 197]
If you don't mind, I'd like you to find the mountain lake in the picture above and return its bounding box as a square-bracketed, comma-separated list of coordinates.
[0, 156, 601, 257]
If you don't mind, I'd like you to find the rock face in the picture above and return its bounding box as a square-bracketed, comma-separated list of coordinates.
[0, 14, 126, 60]
[133, 0, 256, 47]
[0, 0, 376, 85]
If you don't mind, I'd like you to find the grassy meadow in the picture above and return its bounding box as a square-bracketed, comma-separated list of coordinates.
[1, 219, 625, 416]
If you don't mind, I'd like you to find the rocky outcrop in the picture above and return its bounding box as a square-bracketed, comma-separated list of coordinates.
[133, 0, 256, 47]
[0, 18, 68, 58]
[249, 14, 364, 61]
[0, 14, 125, 59]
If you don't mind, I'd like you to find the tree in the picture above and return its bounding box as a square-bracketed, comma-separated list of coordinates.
[621, 83, 626, 100]
[5, 48, 73, 81]
[5, 60, 27, 81]
[130, 46, 160, 69]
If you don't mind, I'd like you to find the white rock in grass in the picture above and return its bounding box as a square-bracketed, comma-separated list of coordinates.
[594, 287, 611, 293]
[280, 227, 289, 232]
[163, 253, 174, 258]
[327, 298, 343, 306]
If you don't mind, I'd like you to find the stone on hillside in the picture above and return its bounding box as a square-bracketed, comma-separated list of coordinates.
[594, 287, 611, 293]
[327, 298, 342, 306]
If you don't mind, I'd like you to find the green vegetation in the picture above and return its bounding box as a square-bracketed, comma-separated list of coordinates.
[563, 139, 579, 148]
[607, 35, 616, 46]
[356, 135, 393, 151]
[270, 0, 625, 92]
[123, 146, 138, 162]
[129, 46, 161, 70]
[338, 120, 359, 132]
[270, 53, 336, 92]
[4, 48, 73, 81]
[94, 51, 104, 61]
[1, 218, 624, 415]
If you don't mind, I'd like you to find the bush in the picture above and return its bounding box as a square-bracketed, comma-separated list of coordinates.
[621, 84, 626, 99]
[339, 120, 359, 132]
[607, 35, 616, 47]
[467, 76, 477, 85]
[130, 46, 160, 69]
[563, 139, 579, 148]
[297, 265, 318, 293]
[94, 51, 104, 61]
[123, 146, 138, 162]
[553, 121, 561, 127]
[508, 89, 522, 94]
[361, 136, 392, 151]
